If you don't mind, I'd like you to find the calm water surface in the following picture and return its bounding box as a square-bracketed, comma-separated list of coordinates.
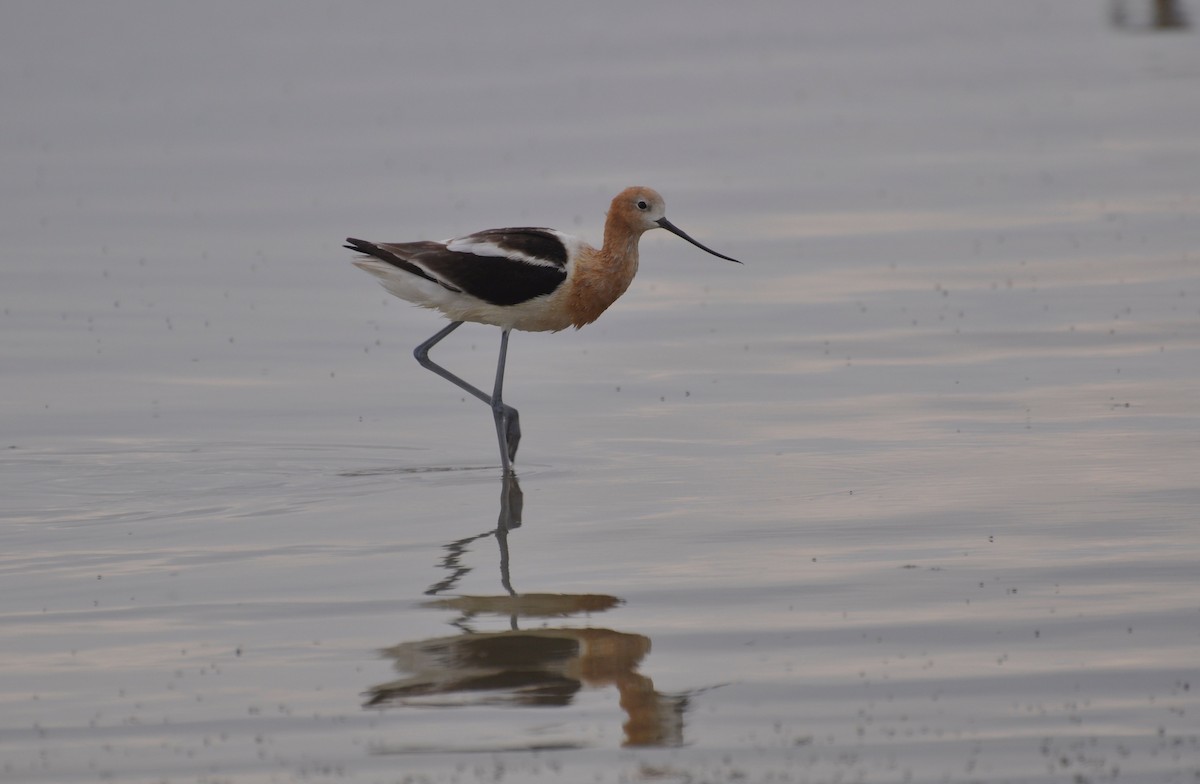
[2, 2, 1199, 782]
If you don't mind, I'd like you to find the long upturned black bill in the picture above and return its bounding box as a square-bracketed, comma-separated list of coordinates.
[656, 217, 742, 264]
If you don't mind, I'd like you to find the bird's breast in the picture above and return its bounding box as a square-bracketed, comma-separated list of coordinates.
[565, 247, 640, 328]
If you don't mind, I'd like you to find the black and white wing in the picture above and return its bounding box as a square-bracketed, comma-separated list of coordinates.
[345, 227, 571, 307]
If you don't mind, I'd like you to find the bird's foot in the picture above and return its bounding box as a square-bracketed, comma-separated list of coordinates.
[494, 404, 521, 469]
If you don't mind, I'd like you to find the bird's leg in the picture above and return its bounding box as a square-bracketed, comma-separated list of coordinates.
[413, 321, 520, 472]
[413, 321, 491, 404]
[491, 329, 521, 472]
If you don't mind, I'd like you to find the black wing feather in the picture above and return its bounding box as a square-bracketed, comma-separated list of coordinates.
[346, 229, 569, 307]
[427, 228, 568, 306]
[344, 237, 461, 292]
[463, 228, 570, 267]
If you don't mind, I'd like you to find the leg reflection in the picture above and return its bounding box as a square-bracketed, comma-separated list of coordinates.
[424, 472, 523, 599]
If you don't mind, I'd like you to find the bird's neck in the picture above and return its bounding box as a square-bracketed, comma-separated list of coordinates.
[567, 230, 642, 328]
[597, 223, 642, 298]
[602, 219, 642, 264]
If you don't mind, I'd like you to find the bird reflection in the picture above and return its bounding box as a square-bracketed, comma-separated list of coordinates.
[365, 473, 689, 747]
[1110, 0, 1188, 29]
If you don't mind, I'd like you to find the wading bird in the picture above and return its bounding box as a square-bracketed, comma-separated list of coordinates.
[346, 186, 740, 473]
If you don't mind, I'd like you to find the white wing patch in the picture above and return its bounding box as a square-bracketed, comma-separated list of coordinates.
[444, 237, 562, 269]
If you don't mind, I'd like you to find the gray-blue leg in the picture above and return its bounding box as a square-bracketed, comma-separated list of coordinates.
[413, 321, 521, 472]
[491, 329, 520, 473]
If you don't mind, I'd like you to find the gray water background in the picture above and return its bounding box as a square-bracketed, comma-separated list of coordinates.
[2, 2, 1199, 782]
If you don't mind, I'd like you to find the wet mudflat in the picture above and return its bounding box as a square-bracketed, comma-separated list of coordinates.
[2, 2, 1199, 782]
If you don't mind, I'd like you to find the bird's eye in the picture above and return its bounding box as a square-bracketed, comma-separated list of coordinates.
[636, 200, 649, 210]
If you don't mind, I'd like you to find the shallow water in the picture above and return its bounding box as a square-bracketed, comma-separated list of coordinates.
[3, 1, 1199, 782]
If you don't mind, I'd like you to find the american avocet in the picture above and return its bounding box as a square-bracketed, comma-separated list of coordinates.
[346, 186, 740, 473]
